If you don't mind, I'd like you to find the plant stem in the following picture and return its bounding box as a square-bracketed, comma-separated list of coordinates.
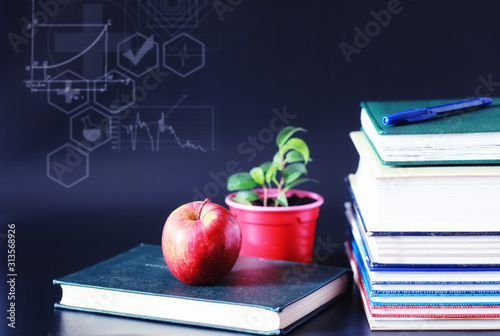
[197, 198, 211, 220]
[275, 151, 286, 207]
[263, 186, 268, 207]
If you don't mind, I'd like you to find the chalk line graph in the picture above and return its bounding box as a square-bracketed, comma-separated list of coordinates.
[110, 104, 214, 153]
[25, 24, 111, 92]
[120, 111, 208, 152]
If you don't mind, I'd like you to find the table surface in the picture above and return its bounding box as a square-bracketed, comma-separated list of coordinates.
[2, 211, 499, 336]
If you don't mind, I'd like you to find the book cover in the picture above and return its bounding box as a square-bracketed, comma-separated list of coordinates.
[348, 244, 500, 312]
[360, 98, 500, 136]
[347, 235, 500, 297]
[347, 242, 500, 331]
[359, 98, 500, 165]
[345, 202, 500, 271]
[348, 248, 500, 331]
[348, 131, 500, 233]
[346, 201, 500, 266]
[347, 198, 500, 238]
[348, 173, 500, 234]
[53, 244, 352, 335]
[350, 131, 500, 180]
[346, 210, 500, 270]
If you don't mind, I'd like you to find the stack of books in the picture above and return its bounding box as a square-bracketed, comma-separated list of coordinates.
[345, 98, 500, 330]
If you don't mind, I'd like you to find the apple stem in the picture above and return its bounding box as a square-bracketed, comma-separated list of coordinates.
[197, 198, 211, 221]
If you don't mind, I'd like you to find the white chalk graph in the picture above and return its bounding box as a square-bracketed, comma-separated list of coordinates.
[25, 22, 112, 93]
[110, 104, 214, 153]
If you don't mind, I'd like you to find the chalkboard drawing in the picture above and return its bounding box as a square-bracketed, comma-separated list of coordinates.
[47, 70, 90, 114]
[163, 33, 205, 77]
[117, 33, 160, 77]
[81, 116, 102, 143]
[70, 107, 111, 151]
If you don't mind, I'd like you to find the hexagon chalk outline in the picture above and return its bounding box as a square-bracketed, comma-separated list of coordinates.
[163, 33, 205, 78]
[47, 143, 89, 188]
[47, 70, 90, 114]
[70, 107, 112, 151]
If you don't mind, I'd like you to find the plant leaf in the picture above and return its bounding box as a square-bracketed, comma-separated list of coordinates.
[260, 162, 272, 174]
[285, 150, 313, 164]
[276, 126, 307, 148]
[276, 191, 289, 207]
[230, 197, 253, 205]
[283, 178, 318, 192]
[284, 150, 304, 164]
[234, 190, 259, 201]
[272, 152, 283, 170]
[250, 167, 265, 185]
[227, 172, 257, 191]
[283, 163, 307, 185]
[265, 164, 277, 186]
[281, 138, 310, 164]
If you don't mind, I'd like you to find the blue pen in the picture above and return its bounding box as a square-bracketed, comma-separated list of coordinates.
[382, 97, 493, 126]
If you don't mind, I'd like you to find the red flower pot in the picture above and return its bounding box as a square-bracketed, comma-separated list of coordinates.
[225, 189, 324, 263]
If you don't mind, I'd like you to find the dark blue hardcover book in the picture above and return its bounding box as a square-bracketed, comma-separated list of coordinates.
[348, 234, 500, 286]
[349, 236, 500, 296]
[53, 244, 352, 335]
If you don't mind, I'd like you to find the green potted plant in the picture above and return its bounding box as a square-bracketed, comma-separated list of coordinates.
[225, 126, 324, 263]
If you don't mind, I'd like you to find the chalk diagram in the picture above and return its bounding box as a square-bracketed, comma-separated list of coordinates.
[110, 100, 214, 153]
[117, 33, 160, 77]
[25, 4, 114, 93]
[22, 0, 217, 188]
[47, 70, 89, 114]
[70, 107, 112, 152]
[163, 32, 205, 78]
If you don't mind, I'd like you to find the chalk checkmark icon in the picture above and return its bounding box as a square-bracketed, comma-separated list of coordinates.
[123, 35, 155, 66]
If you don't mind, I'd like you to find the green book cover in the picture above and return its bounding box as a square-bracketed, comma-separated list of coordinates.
[359, 98, 500, 165]
[361, 98, 500, 135]
[53, 244, 351, 335]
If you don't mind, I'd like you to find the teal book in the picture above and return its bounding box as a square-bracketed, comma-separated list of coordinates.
[53, 244, 351, 335]
[360, 98, 500, 165]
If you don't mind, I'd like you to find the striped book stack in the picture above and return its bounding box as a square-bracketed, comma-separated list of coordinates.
[345, 99, 500, 330]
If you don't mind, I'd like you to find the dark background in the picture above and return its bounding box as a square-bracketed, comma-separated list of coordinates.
[1, 1, 500, 335]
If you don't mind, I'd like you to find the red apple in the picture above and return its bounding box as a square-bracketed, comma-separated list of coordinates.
[161, 198, 242, 285]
